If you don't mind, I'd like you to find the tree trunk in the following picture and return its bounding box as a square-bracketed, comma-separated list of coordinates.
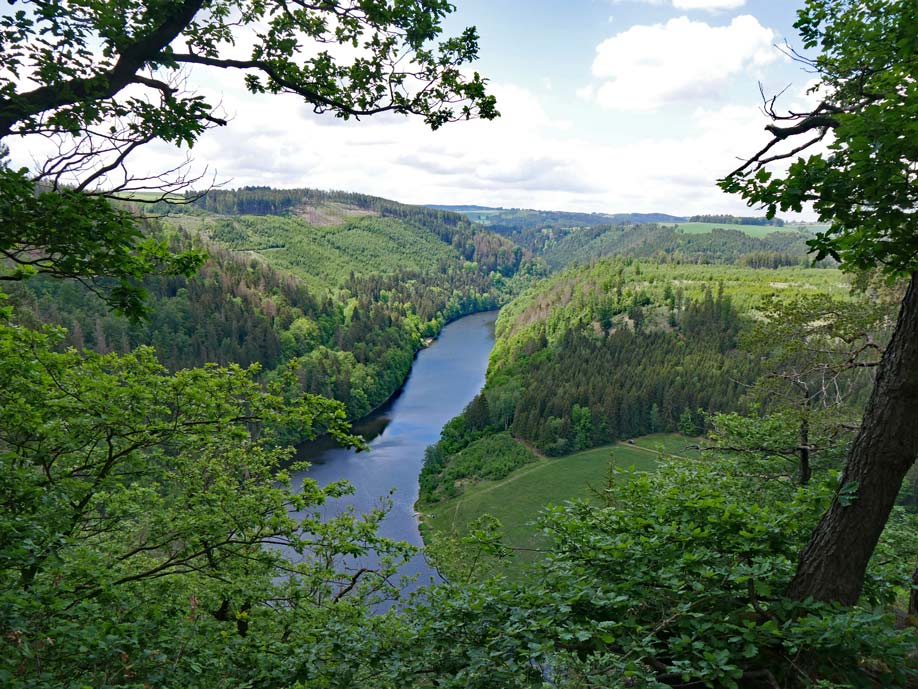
[787, 272, 918, 605]
[910, 562, 918, 618]
[798, 402, 811, 486]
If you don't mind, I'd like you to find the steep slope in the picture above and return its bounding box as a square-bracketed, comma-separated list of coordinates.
[7, 188, 541, 420]
[429, 205, 817, 273]
[179, 189, 532, 292]
[419, 259, 853, 502]
[536, 225, 814, 269]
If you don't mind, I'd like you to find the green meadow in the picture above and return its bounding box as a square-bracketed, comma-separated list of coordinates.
[420, 433, 696, 564]
[672, 222, 801, 237]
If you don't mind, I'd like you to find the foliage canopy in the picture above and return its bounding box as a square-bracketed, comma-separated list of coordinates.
[721, 0, 917, 275]
[0, 0, 497, 319]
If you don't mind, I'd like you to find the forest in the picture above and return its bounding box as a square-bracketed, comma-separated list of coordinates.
[688, 214, 786, 226]
[418, 259, 889, 501]
[528, 223, 814, 270]
[5, 189, 541, 419]
[1, 1, 917, 688]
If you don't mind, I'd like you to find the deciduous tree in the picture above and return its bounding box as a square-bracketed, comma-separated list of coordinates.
[721, 0, 918, 604]
[0, 0, 497, 318]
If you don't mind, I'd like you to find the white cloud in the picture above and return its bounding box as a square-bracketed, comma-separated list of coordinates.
[5, 35, 800, 218]
[673, 0, 746, 10]
[611, 0, 745, 9]
[575, 84, 595, 101]
[8, 77, 785, 216]
[590, 15, 777, 111]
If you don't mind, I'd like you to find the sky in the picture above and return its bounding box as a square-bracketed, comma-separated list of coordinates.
[10, 0, 821, 216]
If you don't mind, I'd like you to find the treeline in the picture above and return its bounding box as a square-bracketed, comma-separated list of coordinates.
[188, 187, 475, 229]
[629, 228, 810, 268]
[688, 214, 785, 226]
[419, 283, 755, 501]
[185, 186, 305, 215]
[345, 267, 504, 332]
[507, 289, 753, 452]
[7, 227, 313, 371]
[183, 187, 532, 282]
[460, 207, 684, 234]
[498, 223, 813, 270]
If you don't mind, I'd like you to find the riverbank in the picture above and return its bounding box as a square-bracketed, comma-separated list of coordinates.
[294, 309, 499, 453]
[291, 311, 499, 591]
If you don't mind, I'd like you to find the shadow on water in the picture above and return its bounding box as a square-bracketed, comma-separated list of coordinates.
[298, 413, 393, 460]
[288, 311, 498, 599]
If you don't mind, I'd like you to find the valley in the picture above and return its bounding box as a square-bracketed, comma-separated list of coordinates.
[6, 188, 539, 421]
[4, 184, 915, 687]
[10, 184, 894, 583]
[8, 186, 886, 551]
[4, 2, 917, 687]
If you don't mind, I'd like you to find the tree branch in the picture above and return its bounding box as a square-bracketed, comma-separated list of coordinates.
[724, 96, 841, 178]
[163, 52, 402, 117]
[0, 0, 206, 138]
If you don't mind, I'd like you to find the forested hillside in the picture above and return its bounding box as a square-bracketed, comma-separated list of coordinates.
[6, 188, 542, 420]
[431, 204, 684, 228]
[432, 205, 816, 271]
[527, 223, 814, 269]
[185, 189, 529, 286]
[419, 260, 869, 502]
[4, 1, 917, 687]
[416, 199, 819, 277]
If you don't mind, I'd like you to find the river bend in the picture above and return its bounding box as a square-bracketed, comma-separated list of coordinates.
[292, 310, 498, 588]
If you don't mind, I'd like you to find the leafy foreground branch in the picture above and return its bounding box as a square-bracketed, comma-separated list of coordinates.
[0, 168, 206, 320]
[415, 460, 918, 689]
[0, 0, 498, 320]
[0, 307, 418, 688]
[1, 301, 916, 688]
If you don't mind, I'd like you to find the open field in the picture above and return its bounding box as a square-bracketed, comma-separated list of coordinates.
[420, 433, 696, 564]
[672, 222, 802, 237]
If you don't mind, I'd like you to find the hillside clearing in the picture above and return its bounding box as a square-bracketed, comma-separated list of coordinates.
[672, 222, 801, 237]
[420, 433, 697, 566]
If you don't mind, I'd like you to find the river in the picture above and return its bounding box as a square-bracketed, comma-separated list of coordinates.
[291, 310, 498, 591]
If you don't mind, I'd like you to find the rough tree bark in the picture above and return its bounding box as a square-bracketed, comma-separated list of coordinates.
[787, 273, 918, 604]
[798, 413, 811, 487]
[910, 562, 918, 618]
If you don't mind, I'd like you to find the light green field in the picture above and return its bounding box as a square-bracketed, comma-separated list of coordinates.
[195, 213, 457, 292]
[464, 210, 504, 223]
[673, 222, 801, 237]
[420, 433, 696, 563]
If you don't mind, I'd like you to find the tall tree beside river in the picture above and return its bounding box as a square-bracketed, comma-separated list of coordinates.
[721, 0, 918, 605]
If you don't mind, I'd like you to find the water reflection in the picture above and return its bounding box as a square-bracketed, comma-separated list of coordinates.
[291, 311, 498, 593]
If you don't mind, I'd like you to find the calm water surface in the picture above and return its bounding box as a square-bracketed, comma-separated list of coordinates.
[291, 310, 497, 590]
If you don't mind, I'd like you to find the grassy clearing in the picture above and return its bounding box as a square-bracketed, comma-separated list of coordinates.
[631, 434, 700, 455]
[672, 222, 801, 238]
[420, 433, 695, 564]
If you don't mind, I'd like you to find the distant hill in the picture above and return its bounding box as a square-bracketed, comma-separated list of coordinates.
[533, 225, 812, 270]
[8, 187, 543, 422]
[426, 204, 498, 212]
[420, 205, 824, 270]
[427, 205, 686, 227]
[610, 212, 687, 224]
